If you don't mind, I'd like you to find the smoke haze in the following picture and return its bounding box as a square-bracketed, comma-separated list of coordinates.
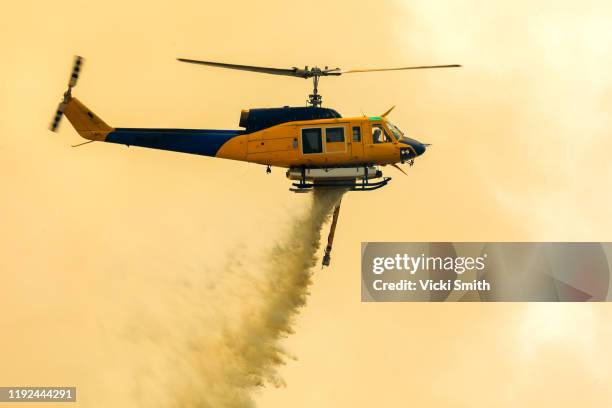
[1, 0, 612, 407]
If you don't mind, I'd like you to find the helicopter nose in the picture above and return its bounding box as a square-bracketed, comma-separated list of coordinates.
[399, 137, 427, 158]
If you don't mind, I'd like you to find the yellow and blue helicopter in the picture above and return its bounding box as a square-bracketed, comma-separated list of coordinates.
[50, 56, 460, 265]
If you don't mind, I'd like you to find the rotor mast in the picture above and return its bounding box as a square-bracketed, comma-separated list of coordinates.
[306, 66, 330, 107]
[309, 74, 322, 107]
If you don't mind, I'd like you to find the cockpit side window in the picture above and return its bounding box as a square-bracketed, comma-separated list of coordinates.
[371, 124, 393, 144]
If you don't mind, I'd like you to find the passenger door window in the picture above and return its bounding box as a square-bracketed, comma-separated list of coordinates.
[302, 128, 323, 154]
[352, 126, 361, 142]
[325, 127, 345, 143]
[325, 127, 346, 153]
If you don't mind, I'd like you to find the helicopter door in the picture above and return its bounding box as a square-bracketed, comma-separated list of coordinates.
[324, 126, 347, 157]
[365, 122, 396, 162]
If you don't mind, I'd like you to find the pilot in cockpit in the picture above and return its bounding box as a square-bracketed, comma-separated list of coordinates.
[372, 128, 383, 144]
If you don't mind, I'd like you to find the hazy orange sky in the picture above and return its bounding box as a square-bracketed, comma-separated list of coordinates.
[2, 0, 612, 406]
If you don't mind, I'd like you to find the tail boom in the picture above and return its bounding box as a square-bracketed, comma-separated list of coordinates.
[105, 128, 246, 158]
[63, 98, 247, 159]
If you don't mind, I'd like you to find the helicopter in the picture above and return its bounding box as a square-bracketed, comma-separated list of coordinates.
[50, 56, 460, 266]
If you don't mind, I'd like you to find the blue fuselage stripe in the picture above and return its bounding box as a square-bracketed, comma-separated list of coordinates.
[105, 128, 244, 157]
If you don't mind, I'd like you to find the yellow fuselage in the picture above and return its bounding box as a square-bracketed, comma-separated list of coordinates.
[217, 117, 403, 168]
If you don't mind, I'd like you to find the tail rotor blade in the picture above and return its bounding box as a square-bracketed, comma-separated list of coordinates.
[49, 101, 67, 132]
[50, 55, 83, 132]
[68, 55, 83, 88]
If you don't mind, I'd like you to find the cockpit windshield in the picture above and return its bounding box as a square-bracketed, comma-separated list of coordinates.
[385, 120, 404, 140]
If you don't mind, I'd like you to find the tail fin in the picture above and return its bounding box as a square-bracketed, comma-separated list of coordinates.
[63, 97, 113, 141]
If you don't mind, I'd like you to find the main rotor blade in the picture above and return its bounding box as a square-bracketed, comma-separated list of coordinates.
[341, 64, 461, 74]
[177, 58, 310, 78]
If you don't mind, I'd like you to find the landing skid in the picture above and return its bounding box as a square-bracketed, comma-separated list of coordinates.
[290, 177, 391, 192]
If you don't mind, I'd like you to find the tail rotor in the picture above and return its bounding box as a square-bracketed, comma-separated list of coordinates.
[50, 55, 83, 132]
